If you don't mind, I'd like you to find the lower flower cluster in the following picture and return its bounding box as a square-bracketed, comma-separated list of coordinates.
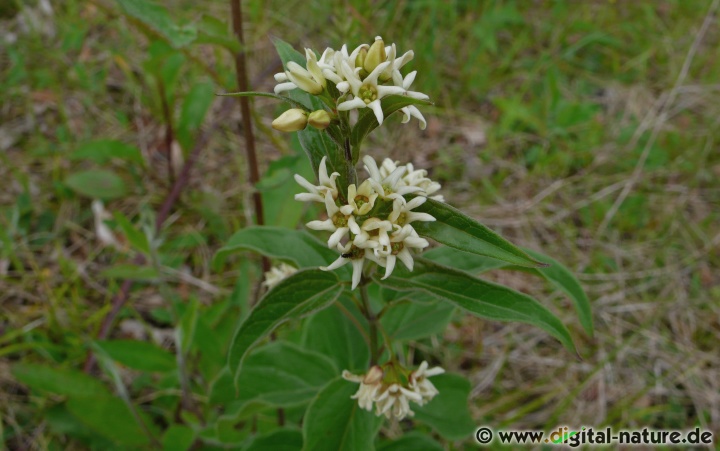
[342, 361, 444, 420]
[295, 155, 442, 289]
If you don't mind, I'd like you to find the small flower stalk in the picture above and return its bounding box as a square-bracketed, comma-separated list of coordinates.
[342, 361, 445, 420]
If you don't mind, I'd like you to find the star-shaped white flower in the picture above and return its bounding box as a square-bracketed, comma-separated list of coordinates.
[345, 180, 378, 216]
[388, 195, 436, 227]
[262, 263, 298, 290]
[352, 217, 393, 250]
[363, 156, 423, 201]
[374, 383, 423, 419]
[374, 225, 430, 279]
[294, 156, 340, 202]
[408, 361, 445, 405]
[336, 60, 406, 125]
[342, 366, 384, 412]
[321, 242, 367, 290]
[305, 192, 358, 248]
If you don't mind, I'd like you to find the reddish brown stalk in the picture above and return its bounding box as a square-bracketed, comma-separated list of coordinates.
[229, 0, 269, 276]
[158, 79, 176, 183]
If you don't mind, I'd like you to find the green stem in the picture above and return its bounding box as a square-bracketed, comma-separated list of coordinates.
[359, 280, 378, 365]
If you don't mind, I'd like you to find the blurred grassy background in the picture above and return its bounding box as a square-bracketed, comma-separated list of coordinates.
[2, 0, 719, 447]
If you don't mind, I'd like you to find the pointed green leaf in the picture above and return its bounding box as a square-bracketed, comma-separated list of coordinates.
[302, 302, 370, 372]
[350, 95, 432, 164]
[65, 170, 127, 200]
[232, 342, 338, 407]
[66, 396, 159, 446]
[413, 374, 476, 440]
[11, 363, 110, 397]
[178, 82, 214, 151]
[247, 429, 303, 451]
[424, 246, 593, 336]
[380, 299, 455, 341]
[115, 0, 196, 48]
[113, 211, 150, 254]
[95, 340, 176, 372]
[373, 259, 577, 354]
[213, 226, 339, 271]
[69, 140, 144, 165]
[228, 269, 343, 381]
[411, 197, 545, 268]
[303, 378, 383, 451]
[162, 425, 195, 451]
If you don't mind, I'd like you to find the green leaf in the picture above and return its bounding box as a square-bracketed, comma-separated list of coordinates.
[217, 91, 309, 110]
[95, 340, 176, 372]
[113, 211, 150, 254]
[423, 245, 506, 274]
[350, 95, 432, 164]
[100, 264, 160, 281]
[177, 82, 214, 151]
[196, 14, 240, 53]
[377, 432, 444, 451]
[228, 269, 343, 382]
[115, 0, 196, 48]
[69, 139, 144, 165]
[178, 298, 199, 353]
[213, 226, 340, 271]
[380, 298, 455, 341]
[411, 197, 545, 268]
[260, 156, 313, 228]
[373, 259, 577, 354]
[11, 363, 110, 397]
[247, 429, 303, 451]
[162, 424, 195, 451]
[424, 246, 593, 337]
[413, 373, 476, 440]
[303, 378, 383, 451]
[523, 248, 593, 337]
[233, 342, 338, 406]
[65, 170, 126, 200]
[66, 396, 158, 447]
[271, 37, 355, 194]
[302, 302, 370, 372]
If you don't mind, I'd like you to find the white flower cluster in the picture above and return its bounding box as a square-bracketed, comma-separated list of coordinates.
[274, 36, 429, 129]
[262, 262, 298, 290]
[342, 361, 444, 420]
[295, 156, 442, 289]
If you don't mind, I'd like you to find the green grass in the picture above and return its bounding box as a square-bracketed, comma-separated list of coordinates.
[2, 0, 719, 448]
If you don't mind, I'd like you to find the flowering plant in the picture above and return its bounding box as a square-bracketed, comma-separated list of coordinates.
[220, 37, 592, 448]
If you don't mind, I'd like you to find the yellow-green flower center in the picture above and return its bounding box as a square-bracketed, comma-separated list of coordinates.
[359, 84, 378, 104]
[342, 245, 364, 260]
[391, 242, 404, 255]
[332, 212, 348, 228]
[354, 195, 369, 209]
[396, 212, 408, 226]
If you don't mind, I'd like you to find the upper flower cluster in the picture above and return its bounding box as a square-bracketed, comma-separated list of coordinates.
[274, 36, 429, 129]
[295, 156, 442, 289]
[342, 361, 444, 420]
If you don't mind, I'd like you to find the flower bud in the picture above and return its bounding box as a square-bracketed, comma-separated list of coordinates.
[304, 48, 326, 88]
[364, 37, 386, 73]
[272, 108, 308, 132]
[286, 61, 323, 95]
[307, 110, 332, 130]
[355, 47, 368, 70]
[363, 365, 384, 385]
